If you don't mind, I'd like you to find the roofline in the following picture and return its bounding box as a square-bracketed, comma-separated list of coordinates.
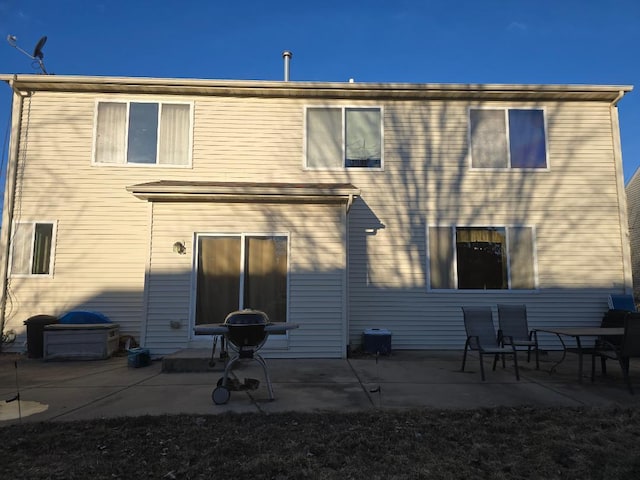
[626, 166, 640, 188]
[0, 74, 633, 102]
[126, 181, 361, 210]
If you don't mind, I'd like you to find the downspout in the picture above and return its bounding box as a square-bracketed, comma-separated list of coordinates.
[609, 89, 633, 294]
[343, 193, 358, 356]
[0, 77, 27, 351]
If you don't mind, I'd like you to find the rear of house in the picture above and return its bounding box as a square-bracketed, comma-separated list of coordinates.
[0, 75, 633, 357]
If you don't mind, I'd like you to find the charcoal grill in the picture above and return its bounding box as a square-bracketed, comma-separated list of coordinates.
[194, 309, 298, 405]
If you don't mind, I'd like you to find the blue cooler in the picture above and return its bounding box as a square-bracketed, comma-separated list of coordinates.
[362, 328, 392, 355]
[128, 348, 151, 368]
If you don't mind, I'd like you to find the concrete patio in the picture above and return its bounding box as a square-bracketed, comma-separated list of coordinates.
[1, 349, 640, 425]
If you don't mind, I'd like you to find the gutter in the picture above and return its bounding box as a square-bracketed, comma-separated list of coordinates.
[0, 77, 27, 350]
[0, 74, 633, 103]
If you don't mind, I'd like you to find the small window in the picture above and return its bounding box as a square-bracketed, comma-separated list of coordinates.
[94, 101, 192, 166]
[10, 222, 55, 276]
[306, 107, 382, 169]
[470, 108, 547, 169]
[427, 225, 536, 290]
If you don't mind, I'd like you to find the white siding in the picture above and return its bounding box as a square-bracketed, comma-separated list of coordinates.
[347, 101, 627, 350]
[2, 88, 630, 357]
[4, 93, 149, 339]
[144, 202, 346, 357]
[627, 168, 640, 303]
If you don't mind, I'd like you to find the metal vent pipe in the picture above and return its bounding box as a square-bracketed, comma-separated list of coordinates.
[282, 50, 292, 81]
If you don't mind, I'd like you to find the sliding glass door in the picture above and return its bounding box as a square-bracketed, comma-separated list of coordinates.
[195, 234, 288, 325]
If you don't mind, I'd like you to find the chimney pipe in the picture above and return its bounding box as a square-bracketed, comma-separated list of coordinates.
[282, 50, 292, 82]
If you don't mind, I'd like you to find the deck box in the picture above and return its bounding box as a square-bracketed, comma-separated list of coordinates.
[362, 328, 392, 355]
[43, 323, 120, 360]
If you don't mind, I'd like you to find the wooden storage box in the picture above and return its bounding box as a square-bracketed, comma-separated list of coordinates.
[43, 323, 120, 360]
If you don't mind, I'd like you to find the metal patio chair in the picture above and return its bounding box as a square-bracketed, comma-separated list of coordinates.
[497, 304, 539, 370]
[461, 306, 520, 381]
[591, 313, 640, 394]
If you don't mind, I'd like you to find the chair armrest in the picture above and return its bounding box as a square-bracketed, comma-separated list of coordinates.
[501, 335, 517, 351]
[595, 338, 618, 352]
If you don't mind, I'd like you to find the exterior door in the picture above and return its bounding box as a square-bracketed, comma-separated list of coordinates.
[195, 234, 288, 325]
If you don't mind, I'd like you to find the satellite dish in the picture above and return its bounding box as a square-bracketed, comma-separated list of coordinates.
[6, 34, 50, 74]
[33, 36, 47, 59]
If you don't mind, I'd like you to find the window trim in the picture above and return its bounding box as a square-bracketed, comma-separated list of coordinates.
[303, 105, 384, 171]
[9, 220, 57, 278]
[189, 232, 292, 345]
[467, 106, 550, 171]
[426, 224, 539, 292]
[91, 99, 194, 168]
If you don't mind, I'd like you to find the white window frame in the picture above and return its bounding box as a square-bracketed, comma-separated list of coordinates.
[303, 105, 384, 171]
[467, 106, 550, 171]
[189, 232, 292, 345]
[9, 220, 57, 278]
[91, 99, 194, 167]
[426, 224, 539, 291]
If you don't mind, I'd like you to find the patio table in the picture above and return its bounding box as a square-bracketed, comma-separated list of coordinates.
[534, 327, 624, 382]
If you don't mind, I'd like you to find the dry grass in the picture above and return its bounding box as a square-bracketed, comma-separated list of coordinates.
[1, 407, 640, 479]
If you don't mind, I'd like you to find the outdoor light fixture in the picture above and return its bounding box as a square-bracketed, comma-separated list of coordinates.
[173, 241, 186, 255]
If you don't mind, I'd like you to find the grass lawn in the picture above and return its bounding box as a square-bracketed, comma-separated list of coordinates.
[1, 407, 640, 479]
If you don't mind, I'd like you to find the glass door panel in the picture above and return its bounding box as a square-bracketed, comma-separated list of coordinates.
[195, 236, 241, 325]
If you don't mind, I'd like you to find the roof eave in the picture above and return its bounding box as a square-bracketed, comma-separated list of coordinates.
[126, 181, 361, 206]
[0, 74, 633, 102]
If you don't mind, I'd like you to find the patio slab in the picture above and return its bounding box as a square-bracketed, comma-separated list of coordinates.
[2, 349, 640, 425]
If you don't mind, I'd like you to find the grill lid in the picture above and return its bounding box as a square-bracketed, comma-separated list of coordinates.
[224, 309, 269, 326]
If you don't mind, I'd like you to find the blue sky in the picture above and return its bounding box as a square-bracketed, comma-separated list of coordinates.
[1, 0, 639, 183]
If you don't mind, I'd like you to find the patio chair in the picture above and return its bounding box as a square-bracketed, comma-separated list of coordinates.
[594, 309, 630, 376]
[497, 304, 539, 370]
[461, 306, 520, 381]
[591, 313, 640, 393]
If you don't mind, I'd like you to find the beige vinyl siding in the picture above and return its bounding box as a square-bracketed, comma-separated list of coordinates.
[4, 93, 151, 338]
[144, 202, 346, 357]
[347, 100, 626, 350]
[627, 169, 640, 303]
[3, 85, 629, 356]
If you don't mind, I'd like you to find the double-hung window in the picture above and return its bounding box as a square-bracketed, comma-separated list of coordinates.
[306, 107, 382, 169]
[428, 226, 536, 290]
[469, 108, 547, 169]
[10, 222, 55, 276]
[94, 101, 192, 166]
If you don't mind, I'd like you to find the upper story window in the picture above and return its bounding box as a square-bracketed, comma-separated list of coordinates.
[94, 101, 192, 166]
[10, 221, 55, 276]
[427, 225, 536, 290]
[469, 108, 548, 169]
[306, 107, 382, 169]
